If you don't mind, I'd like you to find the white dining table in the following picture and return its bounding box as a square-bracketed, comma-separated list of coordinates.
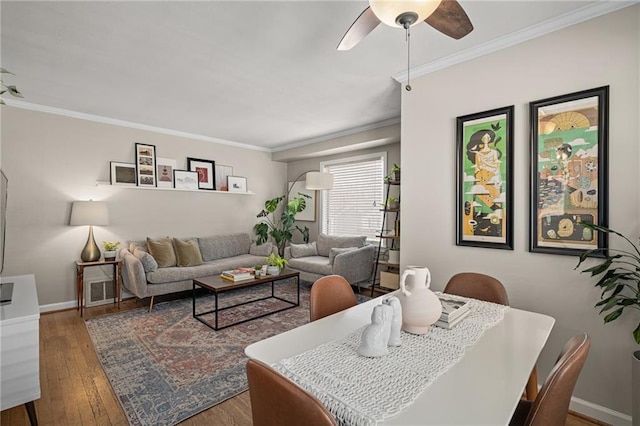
[245, 291, 555, 425]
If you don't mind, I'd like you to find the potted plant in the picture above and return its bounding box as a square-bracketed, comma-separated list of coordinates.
[574, 223, 640, 422]
[265, 252, 288, 275]
[255, 194, 311, 256]
[388, 247, 400, 264]
[386, 196, 400, 210]
[101, 241, 120, 261]
[390, 163, 400, 182]
[254, 265, 264, 278]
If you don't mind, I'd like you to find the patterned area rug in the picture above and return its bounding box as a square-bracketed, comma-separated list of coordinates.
[85, 279, 369, 426]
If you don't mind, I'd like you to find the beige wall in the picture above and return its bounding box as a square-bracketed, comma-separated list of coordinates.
[401, 6, 639, 420]
[1, 107, 286, 306]
[287, 142, 401, 243]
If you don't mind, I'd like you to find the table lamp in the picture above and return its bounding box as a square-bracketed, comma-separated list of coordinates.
[70, 200, 109, 262]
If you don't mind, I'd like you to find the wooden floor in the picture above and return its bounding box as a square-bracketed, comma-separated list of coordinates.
[1, 297, 608, 426]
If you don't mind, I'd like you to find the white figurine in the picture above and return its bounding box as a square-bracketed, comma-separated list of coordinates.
[383, 296, 402, 347]
[358, 304, 393, 357]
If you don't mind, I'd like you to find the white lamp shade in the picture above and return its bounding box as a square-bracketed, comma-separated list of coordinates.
[70, 201, 109, 226]
[305, 172, 334, 190]
[369, 0, 442, 28]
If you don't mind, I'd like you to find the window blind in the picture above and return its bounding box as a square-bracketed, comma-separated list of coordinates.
[321, 155, 384, 240]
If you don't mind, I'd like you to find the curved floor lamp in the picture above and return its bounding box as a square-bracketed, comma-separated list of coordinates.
[286, 171, 334, 200]
[70, 200, 109, 262]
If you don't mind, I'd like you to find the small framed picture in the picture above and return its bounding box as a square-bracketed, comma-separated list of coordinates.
[187, 157, 216, 190]
[173, 170, 199, 190]
[227, 176, 247, 193]
[156, 157, 177, 189]
[135, 143, 157, 187]
[215, 164, 233, 191]
[110, 161, 136, 186]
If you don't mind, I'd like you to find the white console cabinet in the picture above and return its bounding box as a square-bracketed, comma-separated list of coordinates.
[0, 274, 40, 425]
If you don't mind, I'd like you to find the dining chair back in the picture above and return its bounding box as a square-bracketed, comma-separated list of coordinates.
[246, 359, 338, 426]
[443, 272, 509, 305]
[444, 272, 540, 398]
[310, 275, 358, 322]
[510, 333, 591, 426]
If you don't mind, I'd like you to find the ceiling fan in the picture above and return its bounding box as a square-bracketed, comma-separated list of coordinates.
[337, 0, 473, 51]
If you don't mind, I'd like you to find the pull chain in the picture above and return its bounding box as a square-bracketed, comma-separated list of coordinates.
[405, 23, 412, 92]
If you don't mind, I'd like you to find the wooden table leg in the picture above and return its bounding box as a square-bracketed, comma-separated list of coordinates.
[525, 365, 538, 400]
[76, 264, 84, 317]
[114, 262, 122, 310]
[25, 400, 38, 425]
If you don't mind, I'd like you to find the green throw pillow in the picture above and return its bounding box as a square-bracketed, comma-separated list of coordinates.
[173, 238, 204, 267]
[146, 237, 177, 268]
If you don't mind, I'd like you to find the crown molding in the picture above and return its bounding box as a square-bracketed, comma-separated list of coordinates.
[271, 116, 401, 153]
[393, 1, 637, 83]
[3, 99, 271, 152]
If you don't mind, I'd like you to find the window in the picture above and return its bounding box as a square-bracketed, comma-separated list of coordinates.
[320, 153, 385, 240]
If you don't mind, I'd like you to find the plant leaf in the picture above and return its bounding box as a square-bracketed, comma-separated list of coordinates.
[6, 86, 22, 98]
[0, 68, 13, 74]
[603, 308, 623, 323]
[634, 323, 640, 344]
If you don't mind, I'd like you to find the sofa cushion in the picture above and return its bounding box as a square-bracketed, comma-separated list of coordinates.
[316, 233, 367, 257]
[249, 241, 273, 257]
[287, 256, 333, 276]
[129, 240, 148, 253]
[173, 238, 204, 267]
[198, 233, 251, 262]
[328, 247, 357, 264]
[146, 237, 177, 268]
[133, 247, 158, 272]
[290, 242, 318, 258]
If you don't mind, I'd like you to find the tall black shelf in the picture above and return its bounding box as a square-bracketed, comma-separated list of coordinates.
[370, 179, 400, 297]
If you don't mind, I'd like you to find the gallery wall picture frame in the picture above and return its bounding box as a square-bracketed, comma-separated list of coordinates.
[135, 143, 157, 187]
[456, 105, 514, 250]
[187, 157, 216, 190]
[288, 180, 316, 222]
[156, 158, 177, 189]
[529, 86, 609, 256]
[173, 170, 199, 190]
[227, 176, 247, 193]
[110, 161, 137, 186]
[215, 164, 233, 191]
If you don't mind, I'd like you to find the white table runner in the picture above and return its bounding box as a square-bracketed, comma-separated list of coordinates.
[274, 294, 510, 426]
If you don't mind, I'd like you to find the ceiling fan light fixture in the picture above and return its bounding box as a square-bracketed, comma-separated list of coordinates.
[369, 0, 442, 28]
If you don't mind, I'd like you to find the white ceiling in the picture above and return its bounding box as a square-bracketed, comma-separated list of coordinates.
[0, 1, 629, 151]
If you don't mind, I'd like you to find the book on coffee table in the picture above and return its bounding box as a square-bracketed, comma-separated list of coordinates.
[221, 269, 254, 282]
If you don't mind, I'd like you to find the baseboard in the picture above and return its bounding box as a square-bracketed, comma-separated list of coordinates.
[570, 395, 632, 426]
[39, 291, 136, 314]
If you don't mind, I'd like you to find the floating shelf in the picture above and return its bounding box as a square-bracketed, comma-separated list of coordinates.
[95, 181, 254, 195]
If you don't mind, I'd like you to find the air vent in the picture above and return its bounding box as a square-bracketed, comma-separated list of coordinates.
[86, 279, 115, 307]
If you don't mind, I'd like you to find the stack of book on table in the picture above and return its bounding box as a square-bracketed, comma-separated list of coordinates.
[221, 269, 254, 282]
[435, 294, 471, 329]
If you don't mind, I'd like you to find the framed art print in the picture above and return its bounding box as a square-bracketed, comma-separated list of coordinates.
[227, 176, 247, 193]
[135, 143, 157, 187]
[288, 180, 316, 221]
[110, 161, 136, 186]
[173, 170, 199, 190]
[215, 164, 233, 191]
[529, 86, 609, 256]
[456, 105, 514, 250]
[187, 157, 215, 190]
[156, 158, 177, 189]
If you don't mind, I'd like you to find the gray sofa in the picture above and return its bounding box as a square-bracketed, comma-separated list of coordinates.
[284, 233, 375, 288]
[119, 232, 276, 309]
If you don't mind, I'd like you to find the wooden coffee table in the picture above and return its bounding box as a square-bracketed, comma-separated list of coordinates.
[192, 270, 300, 330]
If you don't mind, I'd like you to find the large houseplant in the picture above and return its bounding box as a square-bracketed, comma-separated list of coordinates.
[254, 193, 311, 256]
[575, 223, 640, 425]
[575, 223, 640, 344]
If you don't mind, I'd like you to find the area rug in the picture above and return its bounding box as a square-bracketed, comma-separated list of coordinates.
[85, 280, 369, 426]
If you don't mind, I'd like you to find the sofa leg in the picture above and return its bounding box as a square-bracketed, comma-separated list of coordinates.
[148, 296, 155, 313]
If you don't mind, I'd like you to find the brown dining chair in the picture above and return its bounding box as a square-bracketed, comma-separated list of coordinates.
[509, 333, 591, 426]
[246, 359, 338, 426]
[309, 275, 358, 322]
[444, 272, 538, 399]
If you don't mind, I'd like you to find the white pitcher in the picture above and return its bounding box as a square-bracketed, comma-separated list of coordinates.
[398, 266, 442, 335]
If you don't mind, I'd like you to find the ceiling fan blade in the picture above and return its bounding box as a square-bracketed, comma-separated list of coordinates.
[337, 7, 381, 51]
[425, 0, 473, 40]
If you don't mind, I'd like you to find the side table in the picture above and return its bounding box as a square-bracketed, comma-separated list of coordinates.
[75, 259, 122, 316]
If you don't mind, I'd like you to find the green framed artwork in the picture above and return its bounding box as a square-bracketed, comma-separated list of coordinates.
[456, 106, 514, 250]
[529, 86, 609, 256]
